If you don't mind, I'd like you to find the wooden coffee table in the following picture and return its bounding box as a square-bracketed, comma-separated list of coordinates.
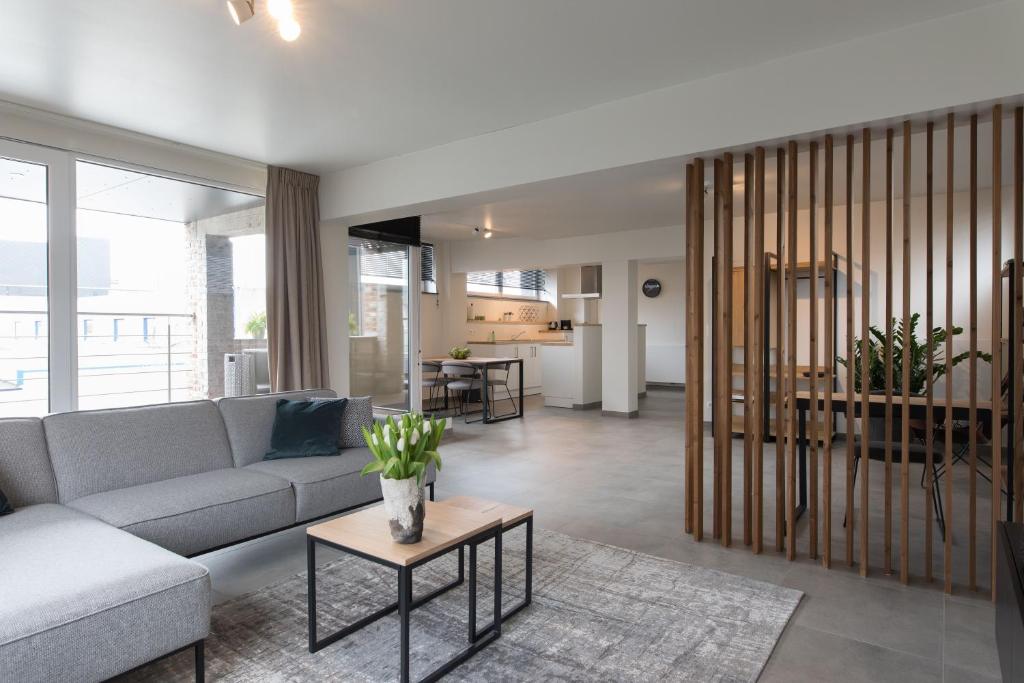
[438, 496, 534, 637]
[306, 501, 503, 683]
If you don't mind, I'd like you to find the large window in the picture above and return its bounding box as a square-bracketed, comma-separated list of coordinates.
[0, 152, 50, 416]
[0, 142, 266, 417]
[466, 269, 546, 299]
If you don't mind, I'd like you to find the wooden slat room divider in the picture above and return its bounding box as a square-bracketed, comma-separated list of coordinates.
[682, 105, 1023, 598]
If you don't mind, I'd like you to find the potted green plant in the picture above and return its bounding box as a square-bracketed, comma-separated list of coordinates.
[448, 346, 471, 360]
[360, 413, 445, 543]
[836, 312, 990, 439]
[245, 311, 267, 340]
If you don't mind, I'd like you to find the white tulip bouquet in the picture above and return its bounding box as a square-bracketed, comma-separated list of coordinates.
[360, 413, 445, 484]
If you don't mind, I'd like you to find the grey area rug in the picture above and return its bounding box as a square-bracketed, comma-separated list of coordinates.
[123, 528, 801, 682]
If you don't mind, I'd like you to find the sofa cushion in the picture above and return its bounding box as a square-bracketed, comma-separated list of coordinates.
[67, 468, 296, 556]
[340, 396, 373, 448]
[43, 400, 234, 503]
[265, 397, 347, 460]
[0, 504, 210, 683]
[218, 389, 338, 467]
[0, 417, 58, 507]
[247, 447, 436, 522]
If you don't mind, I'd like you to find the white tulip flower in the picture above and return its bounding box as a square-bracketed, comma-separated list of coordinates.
[371, 433, 379, 446]
[397, 437, 405, 452]
[383, 423, 392, 439]
[410, 430, 420, 446]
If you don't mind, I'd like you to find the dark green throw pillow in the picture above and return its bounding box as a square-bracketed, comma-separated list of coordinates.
[0, 487, 12, 516]
[264, 398, 347, 460]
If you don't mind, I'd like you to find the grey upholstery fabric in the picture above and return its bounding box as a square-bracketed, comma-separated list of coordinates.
[68, 468, 296, 556]
[43, 400, 235, 502]
[0, 504, 210, 683]
[217, 388, 338, 467]
[0, 417, 57, 507]
[340, 395, 373, 448]
[247, 448, 435, 522]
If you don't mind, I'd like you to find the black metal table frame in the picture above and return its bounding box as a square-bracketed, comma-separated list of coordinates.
[793, 395, 1002, 519]
[478, 358, 525, 424]
[466, 514, 533, 640]
[307, 525, 503, 683]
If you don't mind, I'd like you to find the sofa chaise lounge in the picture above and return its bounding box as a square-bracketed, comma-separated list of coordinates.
[0, 389, 435, 683]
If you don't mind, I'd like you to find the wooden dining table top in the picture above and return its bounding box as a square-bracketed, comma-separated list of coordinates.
[793, 389, 993, 411]
[424, 357, 522, 365]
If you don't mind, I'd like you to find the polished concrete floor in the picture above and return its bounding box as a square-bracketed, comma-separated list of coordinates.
[197, 389, 1001, 682]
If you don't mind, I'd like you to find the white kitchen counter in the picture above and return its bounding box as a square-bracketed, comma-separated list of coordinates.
[541, 325, 602, 409]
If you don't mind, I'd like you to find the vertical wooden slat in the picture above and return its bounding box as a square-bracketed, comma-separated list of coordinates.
[925, 121, 935, 584]
[860, 127, 872, 577]
[716, 158, 724, 540]
[900, 120, 912, 585]
[945, 114, 956, 594]
[884, 127, 895, 576]
[846, 134, 856, 567]
[695, 158, 706, 542]
[1016, 108, 1024, 525]
[824, 135, 835, 569]
[685, 162, 696, 537]
[776, 149, 786, 553]
[809, 141, 820, 561]
[787, 141, 798, 561]
[723, 153, 734, 548]
[752, 147, 766, 554]
[992, 104, 1003, 601]
[744, 153, 754, 547]
[713, 158, 724, 541]
[823, 136, 831, 569]
[970, 114, 978, 592]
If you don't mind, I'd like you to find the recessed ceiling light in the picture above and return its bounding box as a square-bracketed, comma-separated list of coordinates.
[226, 0, 254, 25]
[483, 230, 493, 239]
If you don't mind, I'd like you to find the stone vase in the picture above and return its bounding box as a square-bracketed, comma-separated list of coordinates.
[380, 475, 425, 544]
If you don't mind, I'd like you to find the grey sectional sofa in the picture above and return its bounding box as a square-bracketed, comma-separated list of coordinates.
[0, 389, 434, 683]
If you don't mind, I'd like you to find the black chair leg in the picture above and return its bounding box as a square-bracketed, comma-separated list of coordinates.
[932, 463, 946, 542]
[843, 455, 860, 529]
[195, 640, 205, 683]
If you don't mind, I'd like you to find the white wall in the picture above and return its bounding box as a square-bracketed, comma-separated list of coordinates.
[321, 221, 351, 396]
[638, 261, 685, 384]
[450, 224, 683, 273]
[321, 1, 1024, 223]
[1, 100, 265, 193]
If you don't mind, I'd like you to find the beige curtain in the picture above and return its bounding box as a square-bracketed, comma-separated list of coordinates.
[266, 166, 330, 391]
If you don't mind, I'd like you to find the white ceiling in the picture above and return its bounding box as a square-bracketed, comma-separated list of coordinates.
[0, 0, 1000, 174]
[423, 117, 1013, 241]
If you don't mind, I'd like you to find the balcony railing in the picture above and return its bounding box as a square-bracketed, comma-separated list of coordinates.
[0, 311, 199, 416]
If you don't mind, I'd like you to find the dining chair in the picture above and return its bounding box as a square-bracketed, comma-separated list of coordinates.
[481, 360, 518, 419]
[441, 361, 482, 422]
[844, 437, 947, 541]
[421, 361, 445, 412]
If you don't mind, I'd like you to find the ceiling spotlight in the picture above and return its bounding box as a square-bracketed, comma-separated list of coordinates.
[267, 0, 293, 20]
[483, 230, 493, 239]
[279, 17, 301, 42]
[226, 0, 254, 25]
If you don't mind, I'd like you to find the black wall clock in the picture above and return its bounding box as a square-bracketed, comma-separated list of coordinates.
[642, 278, 662, 298]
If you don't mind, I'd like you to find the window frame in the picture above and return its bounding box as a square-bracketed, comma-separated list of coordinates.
[0, 138, 266, 415]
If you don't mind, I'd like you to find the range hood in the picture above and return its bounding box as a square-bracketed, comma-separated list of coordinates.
[561, 265, 602, 299]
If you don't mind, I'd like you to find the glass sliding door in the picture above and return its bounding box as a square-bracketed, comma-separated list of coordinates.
[349, 236, 410, 410]
[0, 153, 50, 416]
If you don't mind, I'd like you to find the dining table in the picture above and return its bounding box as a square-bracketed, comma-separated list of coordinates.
[426, 357, 525, 424]
[790, 390, 1004, 519]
